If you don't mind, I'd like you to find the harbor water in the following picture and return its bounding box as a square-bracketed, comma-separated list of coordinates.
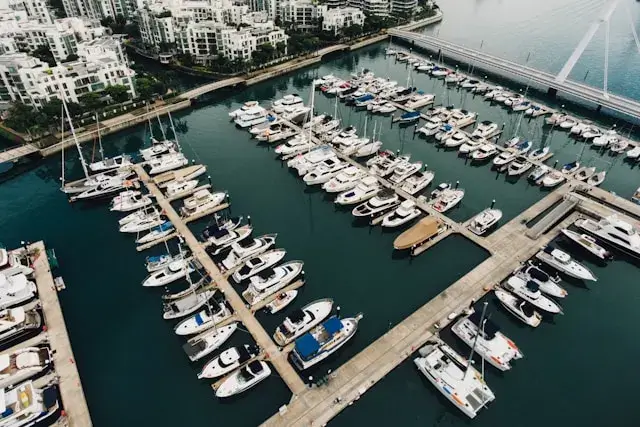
[1, 2, 640, 425]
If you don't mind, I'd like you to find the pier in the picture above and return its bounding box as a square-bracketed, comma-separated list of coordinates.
[132, 164, 307, 395]
[29, 241, 92, 427]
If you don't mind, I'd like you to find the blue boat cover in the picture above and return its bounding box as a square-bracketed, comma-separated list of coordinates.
[401, 111, 420, 119]
[443, 124, 453, 131]
[323, 316, 343, 335]
[147, 255, 164, 262]
[295, 333, 320, 359]
[356, 94, 374, 102]
[195, 313, 204, 325]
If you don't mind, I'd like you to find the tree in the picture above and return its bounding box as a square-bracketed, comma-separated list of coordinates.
[104, 85, 130, 103]
[275, 41, 287, 57]
[123, 23, 140, 38]
[78, 92, 104, 110]
[176, 52, 194, 67]
[49, 0, 66, 18]
[342, 24, 363, 39]
[32, 45, 56, 66]
[39, 99, 81, 126]
[62, 54, 78, 63]
[135, 77, 164, 100]
[3, 103, 39, 133]
[100, 16, 114, 28]
[252, 43, 276, 66]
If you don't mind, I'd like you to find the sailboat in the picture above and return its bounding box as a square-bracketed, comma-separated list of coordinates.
[88, 113, 133, 172]
[140, 108, 176, 160]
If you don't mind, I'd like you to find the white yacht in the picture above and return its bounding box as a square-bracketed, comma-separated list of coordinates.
[231, 249, 287, 282]
[273, 298, 334, 346]
[250, 116, 279, 135]
[388, 161, 422, 185]
[165, 179, 199, 198]
[626, 146, 640, 160]
[215, 360, 271, 398]
[535, 246, 597, 281]
[400, 170, 434, 195]
[494, 289, 542, 328]
[235, 108, 269, 128]
[519, 263, 568, 298]
[183, 323, 238, 362]
[471, 121, 499, 139]
[135, 221, 175, 245]
[528, 165, 549, 182]
[444, 132, 469, 148]
[468, 208, 503, 235]
[576, 215, 640, 258]
[145, 252, 186, 273]
[242, 261, 304, 305]
[0, 346, 52, 389]
[61, 169, 135, 194]
[452, 311, 523, 371]
[221, 234, 277, 270]
[418, 116, 443, 136]
[0, 274, 36, 310]
[459, 136, 485, 154]
[274, 136, 314, 156]
[541, 170, 566, 188]
[89, 154, 132, 173]
[142, 259, 193, 287]
[404, 92, 435, 109]
[119, 211, 164, 233]
[70, 177, 130, 201]
[413, 340, 495, 419]
[432, 188, 465, 213]
[180, 190, 226, 217]
[140, 138, 176, 161]
[447, 109, 476, 128]
[174, 301, 232, 336]
[287, 146, 336, 176]
[0, 381, 59, 427]
[272, 94, 304, 113]
[335, 176, 380, 205]
[369, 153, 410, 177]
[154, 165, 207, 189]
[148, 152, 189, 175]
[109, 191, 152, 212]
[205, 225, 253, 256]
[0, 250, 32, 278]
[0, 306, 41, 344]
[229, 101, 259, 119]
[162, 290, 216, 320]
[504, 276, 563, 314]
[322, 167, 368, 193]
[435, 124, 455, 142]
[198, 344, 261, 379]
[291, 315, 361, 370]
[507, 156, 533, 176]
[528, 146, 550, 161]
[380, 200, 421, 228]
[493, 150, 517, 167]
[471, 144, 498, 161]
[352, 189, 400, 217]
[303, 159, 347, 185]
[266, 290, 298, 314]
[560, 228, 610, 260]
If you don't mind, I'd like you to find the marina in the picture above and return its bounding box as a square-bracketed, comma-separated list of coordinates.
[1, 3, 640, 425]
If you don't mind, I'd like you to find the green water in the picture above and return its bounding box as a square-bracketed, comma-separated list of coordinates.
[1, 38, 640, 426]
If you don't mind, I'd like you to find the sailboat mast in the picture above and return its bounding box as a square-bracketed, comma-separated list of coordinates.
[333, 93, 338, 120]
[363, 114, 368, 140]
[156, 112, 167, 140]
[307, 84, 314, 153]
[95, 113, 104, 160]
[167, 112, 181, 152]
[60, 104, 65, 188]
[464, 301, 488, 378]
[61, 94, 89, 178]
[146, 103, 154, 141]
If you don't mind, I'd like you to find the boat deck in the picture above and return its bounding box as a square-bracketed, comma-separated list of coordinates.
[132, 164, 307, 396]
[29, 241, 92, 427]
[166, 184, 212, 202]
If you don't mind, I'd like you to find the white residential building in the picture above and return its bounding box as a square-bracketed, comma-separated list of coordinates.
[0, 49, 136, 108]
[176, 20, 220, 60]
[7, 0, 53, 24]
[218, 21, 286, 61]
[280, 0, 317, 32]
[318, 6, 364, 35]
[390, 0, 416, 16]
[62, 0, 139, 19]
[347, 0, 389, 16]
[325, 0, 346, 8]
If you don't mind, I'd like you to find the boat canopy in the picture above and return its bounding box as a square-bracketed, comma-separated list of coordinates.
[394, 217, 444, 250]
[525, 281, 540, 293]
[295, 333, 320, 359]
[401, 111, 421, 119]
[542, 246, 554, 255]
[528, 266, 549, 282]
[287, 309, 305, 323]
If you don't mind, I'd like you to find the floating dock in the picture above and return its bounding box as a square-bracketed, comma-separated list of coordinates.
[30, 241, 92, 427]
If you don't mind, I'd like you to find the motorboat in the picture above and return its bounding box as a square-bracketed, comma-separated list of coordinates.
[291, 315, 361, 370]
[484, 86, 504, 99]
[404, 93, 434, 109]
[335, 176, 380, 205]
[609, 139, 629, 154]
[430, 66, 449, 77]
[507, 156, 533, 176]
[460, 79, 480, 89]
[471, 144, 498, 161]
[503, 136, 520, 148]
[370, 153, 411, 177]
[266, 290, 298, 314]
[458, 136, 485, 154]
[443, 132, 469, 148]
[413, 340, 495, 419]
[576, 215, 640, 258]
[514, 140, 532, 155]
[229, 101, 259, 119]
[545, 112, 567, 125]
[570, 122, 589, 135]
[468, 208, 503, 235]
[183, 323, 238, 362]
[493, 150, 517, 167]
[180, 190, 226, 217]
[145, 251, 187, 273]
[162, 290, 216, 320]
[0, 250, 32, 278]
[148, 152, 189, 175]
[435, 124, 455, 142]
[494, 289, 542, 328]
[528, 165, 549, 182]
[558, 116, 578, 130]
[322, 167, 368, 193]
[528, 146, 550, 161]
[89, 154, 132, 172]
[380, 200, 421, 228]
[118, 211, 164, 233]
[235, 108, 269, 128]
[512, 99, 531, 112]
[198, 344, 260, 379]
[504, 276, 563, 314]
[109, 191, 152, 212]
[388, 161, 422, 185]
[0, 346, 52, 389]
[0, 381, 60, 427]
[142, 259, 193, 287]
[205, 225, 253, 256]
[626, 146, 640, 159]
[393, 216, 448, 251]
[397, 111, 421, 124]
[221, 234, 277, 270]
[312, 74, 336, 87]
[215, 360, 271, 398]
[445, 72, 464, 85]
[352, 189, 400, 217]
[432, 188, 465, 213]
[471, 121, 498, 139]
[303, 159, 347, 185]
[581, 126, 602, 140]
[242, 261, 304, 305]
[430, 182, 451, 199]
[541, 171, 566, 188]
[560, 228, 610, 260]
[140, 139, 176, 161]
[0, 306, 41, 344]
[535, 246, 597, 281]
[451, 311, 523, 371]
[587, 171, 606, 186]
[561, 161, 580, 175]
[272, 94, 303, 113]
[273, 298, 334, 346]
[447, 109, 476, 128]
[574, 166, 596, 181]
[283, 106, 311, 125]
[135, 221, 175, 245]
[165, 179, 199, 198]
[375, 103, 397, 114]
[0, 274, 37, 310]
[518, 263, 567, 298]
[287, 146, 336, 176]
[275, 136, 314, 156]
[472, 83, 490, 94]
[417, 116, 443, 136]
[61, 169, 135, 194]
[400, 171, 434, 195]
[255, 123, 287, 141]
[231, 249, 286, 283]
[249, 115, 278, 135]
[174, 301, 232, 336]
[70, 177, 131, 201]
[493, 91, 511, 103]
[593, 130, 619, 147]
[154, 165, 207, 189]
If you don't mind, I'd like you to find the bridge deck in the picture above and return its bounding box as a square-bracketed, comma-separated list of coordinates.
[0, 144, 38, 163]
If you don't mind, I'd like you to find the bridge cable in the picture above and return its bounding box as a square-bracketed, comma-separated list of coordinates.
[624, 2, 640, 54]
[604, 17, 610, 99]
